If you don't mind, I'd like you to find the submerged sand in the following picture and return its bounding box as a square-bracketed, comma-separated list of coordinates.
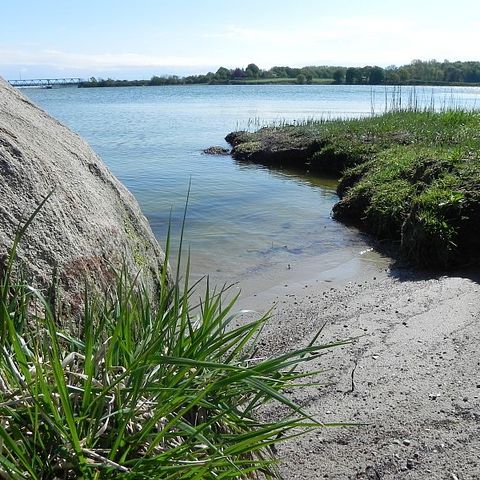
[237, 254, 480, 479]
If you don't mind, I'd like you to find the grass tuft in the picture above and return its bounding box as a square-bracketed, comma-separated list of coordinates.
[0, 204, 347, 478]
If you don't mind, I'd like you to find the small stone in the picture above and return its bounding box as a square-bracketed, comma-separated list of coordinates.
[406, 458, 414, 469]
[463, 397, 468, 402]
[202, 146, 230, 155]
[450, 474, 459, 480]
[403, 439, 411, 446]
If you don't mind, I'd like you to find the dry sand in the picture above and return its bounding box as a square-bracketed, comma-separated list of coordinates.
[238, 252, 480, 479]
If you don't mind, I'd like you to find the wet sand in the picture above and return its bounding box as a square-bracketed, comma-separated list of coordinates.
[237, 253, 480, 479]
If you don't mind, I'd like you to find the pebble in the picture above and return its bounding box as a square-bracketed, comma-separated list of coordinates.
[406, 458, 414, 469]
[450, 474, 459, 480]
[403, 439, 411, 446]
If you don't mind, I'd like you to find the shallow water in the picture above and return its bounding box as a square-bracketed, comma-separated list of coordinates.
[24, 84, 480, 287]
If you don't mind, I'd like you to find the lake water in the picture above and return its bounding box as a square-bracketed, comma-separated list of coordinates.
[23, 85, 480, 291]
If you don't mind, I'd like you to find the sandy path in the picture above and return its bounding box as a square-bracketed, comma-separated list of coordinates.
[239, 261, 480, 479]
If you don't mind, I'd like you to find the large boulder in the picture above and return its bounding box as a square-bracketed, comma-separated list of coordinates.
[0, 77, 167, 311]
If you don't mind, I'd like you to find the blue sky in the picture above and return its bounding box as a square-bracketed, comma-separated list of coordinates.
[1, 0, 480, 79]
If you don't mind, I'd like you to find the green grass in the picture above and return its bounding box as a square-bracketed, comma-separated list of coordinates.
[229, 109, 480, 268]
[0, 204, 349, 478]
[321, 110, 480, 267]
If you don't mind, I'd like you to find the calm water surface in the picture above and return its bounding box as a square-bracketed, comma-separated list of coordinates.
[24, 85, 480, 288]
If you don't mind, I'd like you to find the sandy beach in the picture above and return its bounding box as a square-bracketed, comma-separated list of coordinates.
[238, 253, 480, 479]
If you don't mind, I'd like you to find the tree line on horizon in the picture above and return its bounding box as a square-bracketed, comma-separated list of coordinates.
[80, 59, 480, 87]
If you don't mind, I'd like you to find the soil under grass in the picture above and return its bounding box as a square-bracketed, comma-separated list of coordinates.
[226, 110, 480, 268]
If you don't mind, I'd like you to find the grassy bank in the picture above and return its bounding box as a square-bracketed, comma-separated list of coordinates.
[226, 110, 480, 268]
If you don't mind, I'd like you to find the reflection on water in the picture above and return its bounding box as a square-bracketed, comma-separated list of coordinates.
[236, 162, 340, 191]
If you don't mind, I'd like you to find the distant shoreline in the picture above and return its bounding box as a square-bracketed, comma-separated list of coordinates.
[78, 79, 480, 88]
[78, 59, 480, 88]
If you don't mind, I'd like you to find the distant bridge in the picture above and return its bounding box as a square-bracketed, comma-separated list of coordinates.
[8, 78, 84, 88]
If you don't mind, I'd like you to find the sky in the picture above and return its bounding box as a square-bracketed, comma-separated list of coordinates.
[1, 0, 480, 80]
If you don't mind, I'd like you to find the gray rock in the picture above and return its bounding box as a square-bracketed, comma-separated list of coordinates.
[0, 77, 167, 312]
[202, 146, 230, 155]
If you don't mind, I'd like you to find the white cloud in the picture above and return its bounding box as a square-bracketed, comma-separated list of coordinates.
[0, 47, 219, 70]
[1, 15, 479, 76]
[203, 17, 415, 45]
[203, 25, 340, 44]
[201, 16, 480, 67]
